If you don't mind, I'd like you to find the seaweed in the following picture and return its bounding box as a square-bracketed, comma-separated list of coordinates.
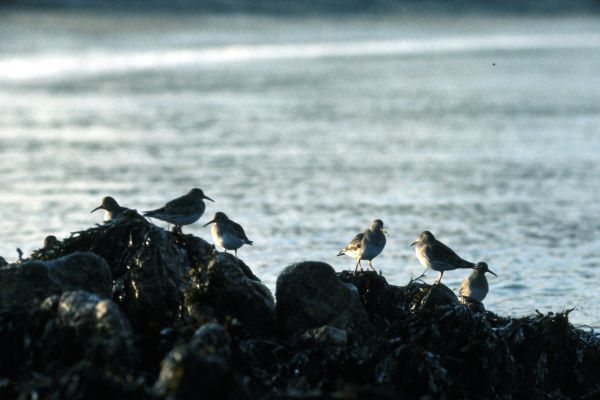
[1, 218, 599, 399]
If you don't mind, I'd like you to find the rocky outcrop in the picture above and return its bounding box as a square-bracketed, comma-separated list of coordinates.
[0, 218, 599, 399]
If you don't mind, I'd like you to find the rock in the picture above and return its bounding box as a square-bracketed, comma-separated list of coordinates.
[61, 219, 214, 331]
[0, 290, 139, 399]
[0, 252, 112, 307]
[50, 291, 137, 369]
[0, 256, 7, 267]
[185, 252, 275, 333]
[276, 261, 371, 335]
[409, 283, 459, 311]
[154, 323, 248, 400]
[300, 325, 348, 347]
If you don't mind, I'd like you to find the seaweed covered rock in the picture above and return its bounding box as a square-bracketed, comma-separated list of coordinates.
[185, 253, 275, 333]
[0, 251, 112, 307]
[154, 323, 249, 400]
[56, 216, 213, 331]
[276, 261, 371, 335]
[44, 291, 137, 370]
[0, 290, 142, 400]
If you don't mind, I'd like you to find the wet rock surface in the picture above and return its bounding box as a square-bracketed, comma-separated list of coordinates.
[0, 217, 599, 399]
[0, 251, 112, 307]
[276, 261, 371, 335]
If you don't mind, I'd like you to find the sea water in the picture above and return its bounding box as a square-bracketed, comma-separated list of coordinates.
[1, 9, 599, 328]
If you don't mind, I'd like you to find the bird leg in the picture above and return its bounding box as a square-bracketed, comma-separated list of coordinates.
[368, 260, 377, 272]
[434, 271, 444, 285]
[354, 260, 361, 274]
[234, 249, 237, 257]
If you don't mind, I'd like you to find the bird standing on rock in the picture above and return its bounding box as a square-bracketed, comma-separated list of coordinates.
[337, 219, 387, 274]
[411, 230, 475, 284]
[459, 261, 497, 303]
[203, 212, 253, 256]
[143, 188, 214, 233]
[91, 196, 129, 222]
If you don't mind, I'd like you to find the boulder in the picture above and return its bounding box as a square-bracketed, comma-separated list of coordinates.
[154, 323, 249, 400]
[45, 291, 137, 369]
[185, 253, 275, 333]
[276, 261, 371, 335]
[0, 252, 112, 307]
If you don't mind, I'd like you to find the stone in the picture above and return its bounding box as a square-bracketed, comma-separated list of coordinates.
[185, 253, 275, 333]
[276, 261, 371, 335]
[0, 252, 112, 307]
[154, 323, 248, 400]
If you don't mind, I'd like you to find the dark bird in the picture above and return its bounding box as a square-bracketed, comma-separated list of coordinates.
[337, 219, 387, 274]
[143, 188, 214, 232]
[203, 212, 253, 256]
[91, 196, 129, 222]
[459, 261, 497, 303]
[411, 230, 475, 284]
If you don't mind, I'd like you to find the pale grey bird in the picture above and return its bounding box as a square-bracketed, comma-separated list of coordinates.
[91, 196, 129, 222]
[337, 219, 387, 273]
[143, 188, 214, 232]
[411, 230, 475, 284]
[459, 262, 497, 303]
[203, 212, 253, 256]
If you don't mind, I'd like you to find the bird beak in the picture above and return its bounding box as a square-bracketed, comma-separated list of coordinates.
[488, 269, 498, 277]
[204, 195, 215, 202]
[382, 228, 389, 236]
[90, 205, 103, 213]
[410, 241, 417, 247]
[203, 219, 215, 227]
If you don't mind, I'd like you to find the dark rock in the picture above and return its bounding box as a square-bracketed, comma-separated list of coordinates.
[0, 256, 7, 267]
[299, 325, 348, 347]
[409, 283, 459, 311]
[185, 252, 275, 333]
[50, 291, 137, 369]
[154, 323, 249, 400]
[276, 261, 371, 335]
[0, 251, 112, 307]
[59, 218, 214, 331]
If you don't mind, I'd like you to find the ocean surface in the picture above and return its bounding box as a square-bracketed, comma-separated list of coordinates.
[1, 9, 599, 328]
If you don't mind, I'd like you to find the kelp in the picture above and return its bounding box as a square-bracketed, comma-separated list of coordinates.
[1, 217, 599, 399]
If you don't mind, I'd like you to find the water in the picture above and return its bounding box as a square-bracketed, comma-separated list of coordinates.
[1, 9, 600, 328]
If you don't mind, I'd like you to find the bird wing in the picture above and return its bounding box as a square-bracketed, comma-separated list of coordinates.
[338, 232, 364, 255]
[144, 193, 198, 216]
[231, 221, 253, 244]
[428, 240, 475, 268]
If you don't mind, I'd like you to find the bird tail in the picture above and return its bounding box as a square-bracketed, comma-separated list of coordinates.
[246, 240, 254, 245]
[143, 209, 158, 217]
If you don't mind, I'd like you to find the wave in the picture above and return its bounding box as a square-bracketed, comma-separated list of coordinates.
[2, 34, 600, 81]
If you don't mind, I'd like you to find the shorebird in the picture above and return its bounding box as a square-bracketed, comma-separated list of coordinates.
[459, 262, 497, 303]
[143, 188, 214, 232]
[411, 231, 475, 284]
[337, 219, 387, 273]
[91, 196, 129, 222]
[203, 212, 253, 256]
